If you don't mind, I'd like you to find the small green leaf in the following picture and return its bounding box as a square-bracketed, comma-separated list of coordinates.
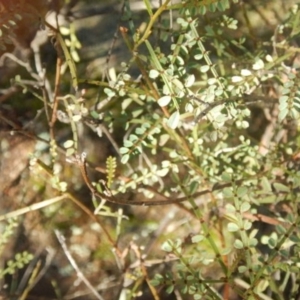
[200, 65, 210, 73]
[223, 187, 233, 197]
[129, 134, 139, 142]
[228, 222, 239, 232]
[191, 235, 204, 243]
[261, 177, 272, 192]
[166, 285, 174, 294]
[225, 203, 236, 213]
[135, 127, 146, 135]
[176, 17, 189, 28]
[156, 168, 169, 177]
[241, 69, 252, 76]
[268, 237, 277, 248]
[238, 265, 248, 273]
[63, 140, 74, 148]
[161, 240, 173, 252]
[208, 78, 217, 85]
[276, 225, 286, 234]
[104, 88, 116, 97]
[221, 172, 232, 182]
[185, 75, 195, 87]
[243, 220, 252, 230]
[278, 109, 288, 122]
[234, 239, 244, 249]
[121, 154, 129, 164]
[151, 278, 161, 286]
[167, 111, 180, 129]
[120, 147, 129, 154]
[273, 182, 290, 192]
[240, 202, 251, 213]
[261, 195, 276, 203]
[232, 76, 243, 82]
[124, 140, 133, 147]
[189, 181, 199, 194]
[249, 238, 258, 247]
[279, 95, 289, 103]
[158, 95, 171, 107]
[194, 53, 203, 60]
[237, 186, 248, 197]
[252, 59, 264, 70]
[173, 78, 184, 90]
[278, 100, 288, 110]
[149, 69, 160, 78]
[66, 148, 75, 157]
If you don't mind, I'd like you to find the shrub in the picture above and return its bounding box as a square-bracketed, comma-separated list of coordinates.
[1, 0, 300, 299]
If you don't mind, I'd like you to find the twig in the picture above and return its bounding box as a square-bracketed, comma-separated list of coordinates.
[0, 191, 121, 257]
[0, 53, 40, 82]
[0, 86, 18, 103]
[130, 243, 160, 300]
[69, 153, 291, 227]
[55, 230, 104, 300]
[193, 94, 276, 123]
[101, 0, 126, 82]
[18, 248, 56, 298]
[0, 195, 67, 221]
[49, 55, 63, 141]
[68, 153, 244, 206]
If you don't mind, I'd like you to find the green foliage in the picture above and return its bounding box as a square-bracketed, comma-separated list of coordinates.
[279, 72, 300, 121]
[99, 1, 300, 298]
[0, 218, 18, 254]
[0, 251, 34, 278]
[2, 0, 300, 299]
[0, 218, 33, 278]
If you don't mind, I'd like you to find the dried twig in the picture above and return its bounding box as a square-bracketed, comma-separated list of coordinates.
[55, 230, 104, 300]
